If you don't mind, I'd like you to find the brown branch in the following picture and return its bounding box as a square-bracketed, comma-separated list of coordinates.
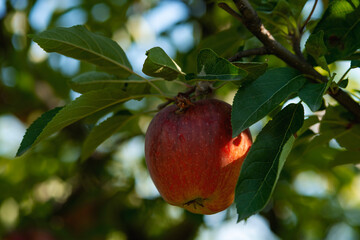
[232, 0, 318, 78]
[228, 47, 269, 62]
[226, 0, 360, 122]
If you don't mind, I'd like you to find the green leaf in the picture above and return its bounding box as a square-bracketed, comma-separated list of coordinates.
[332, 150, 360, 166]
[272, 0, 292, 17]
[186, 27, 252, 73]
[142, 47, 184, 80]
[306, 31, 328, 58]
[231, 62, 268, 81]
[351, 60, 360, 68]
[69, 71, 150, 94]
[69, 72, 117, 93]
[82, 111, 137, 160]
[317, 56, 330, 72]
[312, 0, 360, 63]
[335, 125, 360, 151]
[298, 82, 328, 112]
[257, 0, 295, 26]
[231, 67, 306, 137]
[17, 89, 152, 155]
[189, 49, 248, 83]
[347, 52, 360, 60]
[305, 31, 329, 71]
[31, 25, 132, 78]
[320, 105, 360, 151]
[197, 28, 248, 55]
[298, 115, 319, 136]
[288, 0, 308, 18]
[235, 103, 304, 221]
[338, 79, 349, 88]
[16, 107, 63, 156]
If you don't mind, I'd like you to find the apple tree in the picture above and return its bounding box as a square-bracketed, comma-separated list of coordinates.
[1, 0, 360, 239]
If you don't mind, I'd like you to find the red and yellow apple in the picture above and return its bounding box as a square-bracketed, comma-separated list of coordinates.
[145, 99, 252, 214]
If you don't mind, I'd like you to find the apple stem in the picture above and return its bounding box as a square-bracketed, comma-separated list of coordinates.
[175, 93, 194, 113]
[157, 82, 215, 112]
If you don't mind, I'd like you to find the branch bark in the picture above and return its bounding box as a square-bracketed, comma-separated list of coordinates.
[228, 0, 360, 122]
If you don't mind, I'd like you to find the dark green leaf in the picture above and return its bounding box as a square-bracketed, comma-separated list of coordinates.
[185, 27, 252, 73]
[305, 31, 328, 58]
[69, 71, 117, 93]
[288, 0, 308, 18]
[17, 89, 153, 155]
[142, 47, 184, 80]
[298, 115, 319, 136]
[335, 125, 360, 151]
[332, 150, 360, 166]
[231, 67, 306, 137]
[82, 111, 137, 160]
[320, 105, 360, 151]
[338, 79, 349, 88]
[189, 49, 248, 83]
[69, 71, 150, 94]
[258, 0, 295, 27]
[298, 82, 328, 112]
[312, 0, 360, 63]
[346, 52, 360, 60]
[232, 62, 268, 81]
[16, 107, 63, 156]
[31, 25, 132, 78]
[305, 31, 329, 71]
[272, 0, 292, 17]
[351, 60, 360, 68]
[235, 103, 304, 221]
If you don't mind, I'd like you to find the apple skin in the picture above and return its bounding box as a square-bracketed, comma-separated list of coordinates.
[145, 99, 252, 214]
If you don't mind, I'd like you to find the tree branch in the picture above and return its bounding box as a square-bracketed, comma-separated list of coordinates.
[227, 0, 360, 122]
[228, 47, 269, 62]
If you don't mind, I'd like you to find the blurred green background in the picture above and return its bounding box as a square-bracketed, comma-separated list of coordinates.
[1, 0, 360, 239]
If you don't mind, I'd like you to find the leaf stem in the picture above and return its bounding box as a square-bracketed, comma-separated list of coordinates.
[129, 72, 165, 96]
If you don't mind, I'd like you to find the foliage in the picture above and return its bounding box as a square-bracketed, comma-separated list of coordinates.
[1, 0, 360, 239]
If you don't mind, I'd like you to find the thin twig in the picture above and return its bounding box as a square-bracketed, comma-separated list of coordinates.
[338, 67, 352, 85]
[218, 2, 243, 23]
[300, 0, 318, 34]
[228, 47, 269, 62]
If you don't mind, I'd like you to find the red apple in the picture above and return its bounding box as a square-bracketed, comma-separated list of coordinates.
[145, 99, 252, 214]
